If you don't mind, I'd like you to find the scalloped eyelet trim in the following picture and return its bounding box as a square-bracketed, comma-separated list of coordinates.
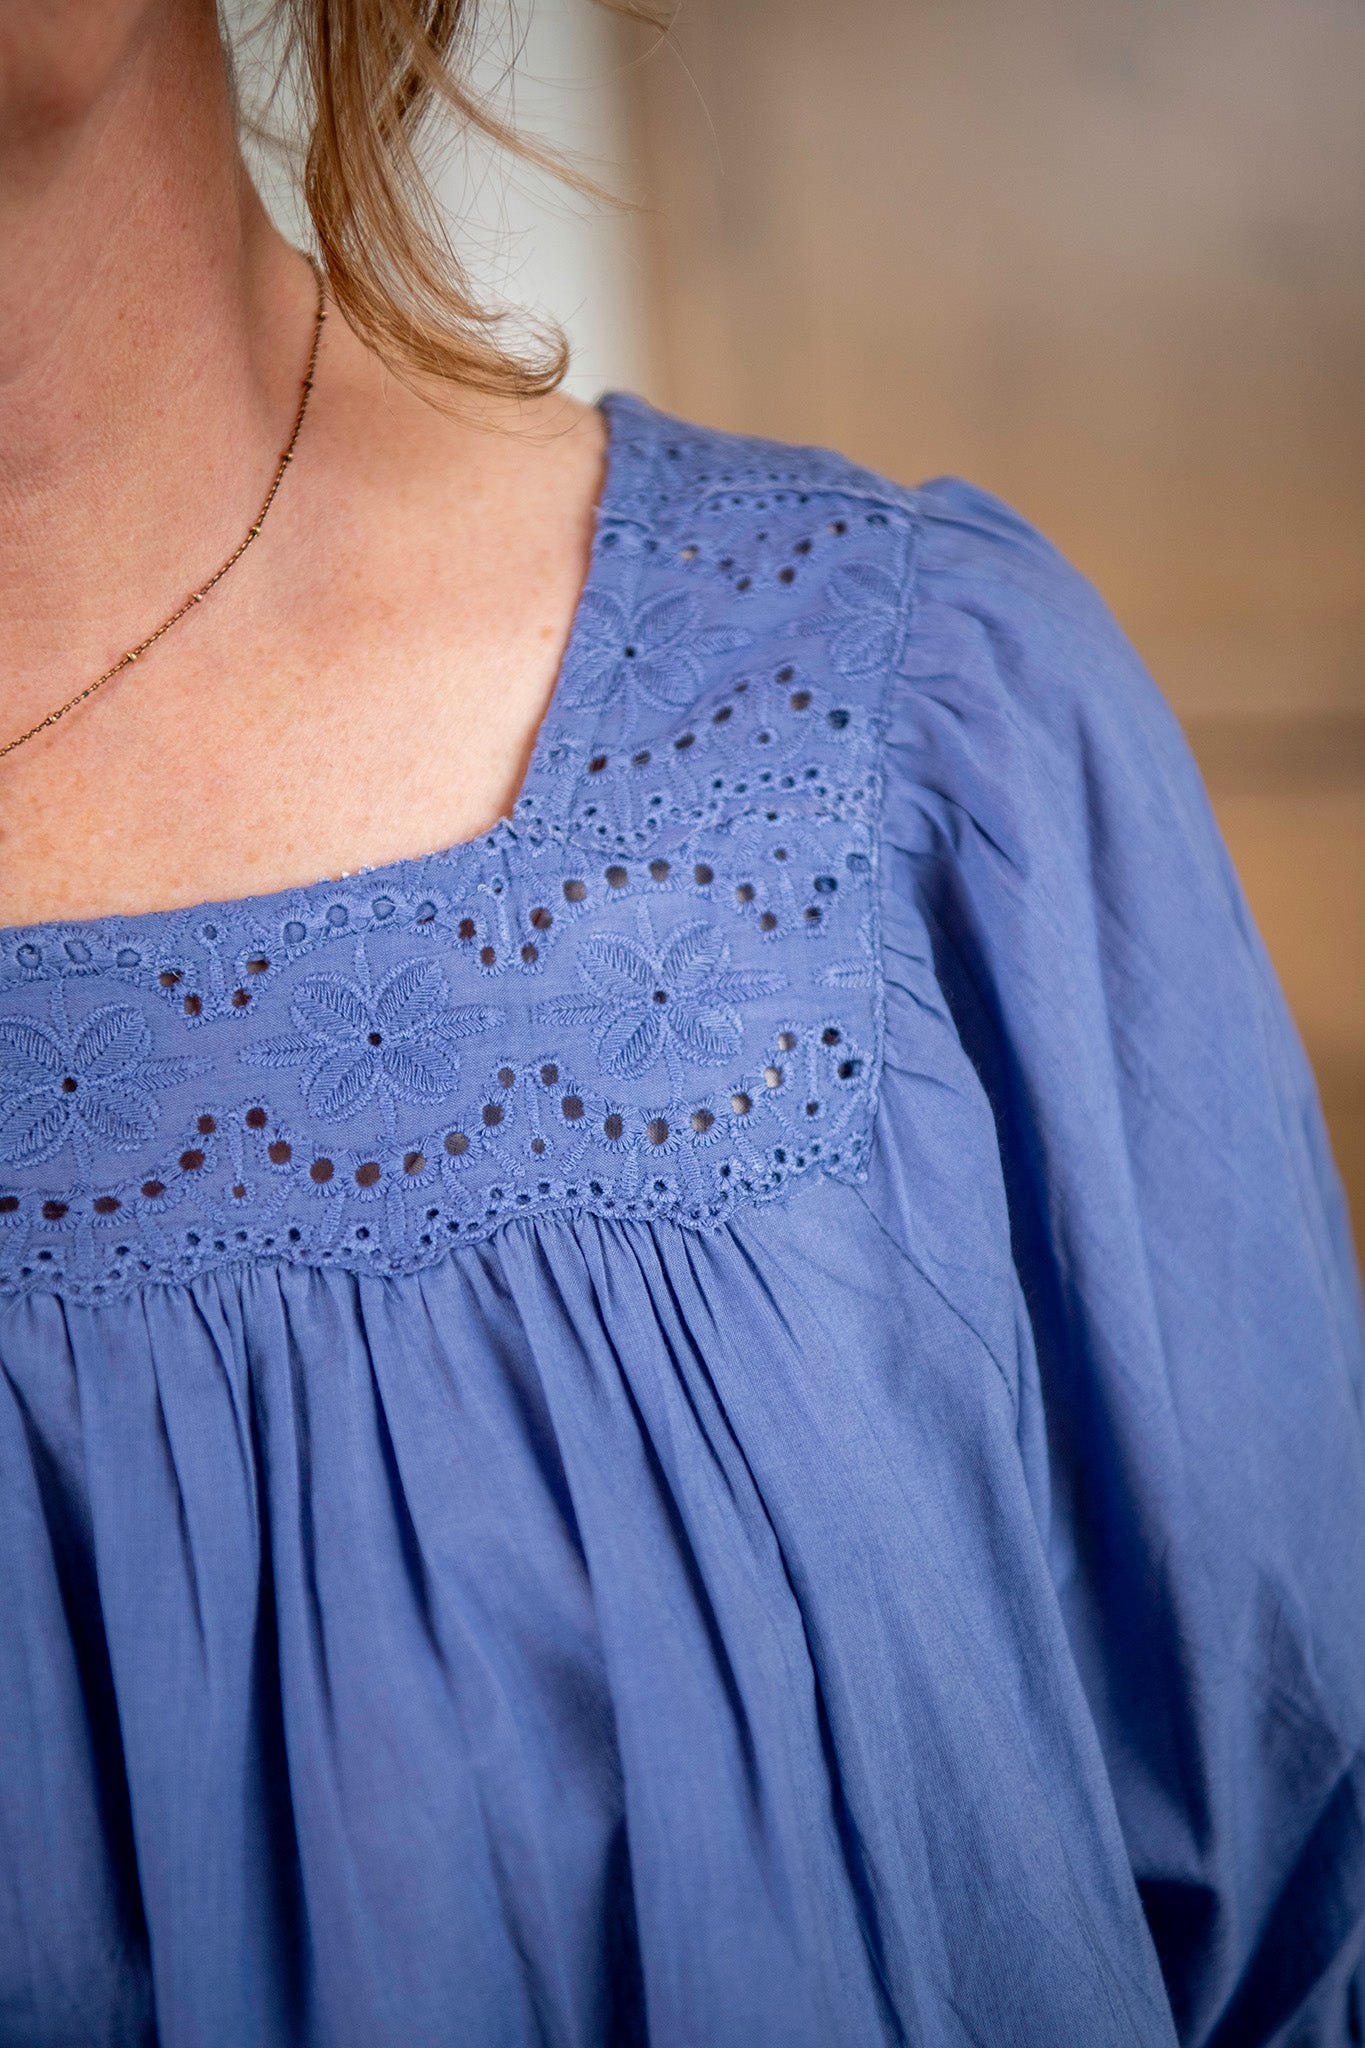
[0, 400, 915, 1302]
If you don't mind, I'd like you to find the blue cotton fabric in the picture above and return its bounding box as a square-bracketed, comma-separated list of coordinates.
[1, 395, 1363, 2047]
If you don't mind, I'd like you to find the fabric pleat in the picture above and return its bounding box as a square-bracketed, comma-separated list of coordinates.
[3, 1203, 1185, 2046]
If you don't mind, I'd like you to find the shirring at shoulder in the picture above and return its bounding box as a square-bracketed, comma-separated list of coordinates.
[905, 473, 1113, 621]
[600, 397, 1131, 678]
[598, 400, 1188, 802]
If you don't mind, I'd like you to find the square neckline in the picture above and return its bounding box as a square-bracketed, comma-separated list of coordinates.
[0, 391, 643, 952]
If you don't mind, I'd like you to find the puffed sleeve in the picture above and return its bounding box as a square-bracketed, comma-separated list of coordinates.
[882, 476, 1365, 2045]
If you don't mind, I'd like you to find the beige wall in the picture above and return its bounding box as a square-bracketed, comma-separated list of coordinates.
[230, 0, 650, 400]
[621, 0, 1365, 1251]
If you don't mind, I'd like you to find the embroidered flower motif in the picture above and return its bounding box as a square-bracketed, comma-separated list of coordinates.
[564, 591, 750, 711]
[539, 922, 785, 1081]
[241, 959, 498, 1121]
[797, 562, 902, 679]
[0, 1004, 207, 1168]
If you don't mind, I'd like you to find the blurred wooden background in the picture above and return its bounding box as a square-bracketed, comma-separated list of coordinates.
[618, 0, 1365, 1253]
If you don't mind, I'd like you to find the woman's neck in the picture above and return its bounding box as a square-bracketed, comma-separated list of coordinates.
[0, 0, 313, 727]
[0, 0, 606, 931]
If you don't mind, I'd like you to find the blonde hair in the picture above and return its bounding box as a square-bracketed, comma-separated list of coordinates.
[237, 1, 661, 397]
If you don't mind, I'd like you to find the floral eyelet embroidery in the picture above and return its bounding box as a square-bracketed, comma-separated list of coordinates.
[0, 397, 912, 1300]
[566, 589, 751, 713]
[797, 561, 904, 679]
[240, 953, 498, 1121]
[0, 998, 207, 1168]
[537, 922, 785, 1081]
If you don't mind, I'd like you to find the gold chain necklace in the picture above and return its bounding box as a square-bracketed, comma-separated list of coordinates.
[0, 267, 327, 763]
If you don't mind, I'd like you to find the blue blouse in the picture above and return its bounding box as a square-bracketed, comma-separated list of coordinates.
[1, 395, 1362, 2048]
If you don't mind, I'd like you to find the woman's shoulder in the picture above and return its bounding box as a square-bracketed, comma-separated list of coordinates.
[595, 392, 1182, 767]
[589, 395, 1203, 884]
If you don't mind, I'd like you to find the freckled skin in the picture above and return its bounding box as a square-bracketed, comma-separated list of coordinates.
[0, 0, 606, 928]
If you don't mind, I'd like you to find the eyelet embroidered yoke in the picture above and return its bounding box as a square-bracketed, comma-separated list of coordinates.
[0, 403, 904, 1302]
